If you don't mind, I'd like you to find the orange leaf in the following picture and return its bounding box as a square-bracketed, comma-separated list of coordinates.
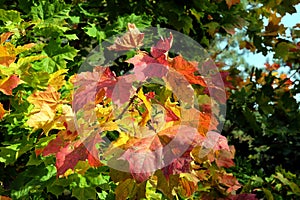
[0, 102, 6, 120]
[0, 32, 13, 44]
[169, 55, 206, 87]
[225, 0, 240, 9]
[0, 75, 20, 95]
[0, 45, 16, 67]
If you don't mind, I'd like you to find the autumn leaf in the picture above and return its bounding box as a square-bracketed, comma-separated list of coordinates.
[73, 67, 117, 112]
[0, 32, 13, 44]
[178, 173, 199, 197]
[48, 69, 68, 90]
[225, 0, 240, 9]
[38, 131, 102, 176]
[27, 104, 56, 132]
[115, 178, 138, 200]
[164, 69, 194, 104]
[0, 75, 20, 95]
[0, 102, 6, 120]
[27, 85, 61, 111]
[217, 173, 241, 193]
[261, 12, 286, 36]
[169, 55, 206, 87]
[119, 125, 201, 183]
[0, 45, 16, 67]
[151, 33, 173, 60]
[181, 108, 219, 136]
[111, 74, 136, 107]
[107, 23, 144, 51]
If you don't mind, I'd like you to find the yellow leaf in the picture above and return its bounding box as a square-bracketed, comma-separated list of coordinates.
[137, 89, 152, 126]
[48, 69, 68, 90]
[27, 104, 56, 133]
[27, 85, 61, 112]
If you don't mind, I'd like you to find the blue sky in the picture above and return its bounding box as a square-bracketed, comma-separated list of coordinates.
[245, 4, 300, 67]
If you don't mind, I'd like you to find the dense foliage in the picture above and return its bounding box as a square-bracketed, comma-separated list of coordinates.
[0, 0, 300, 199]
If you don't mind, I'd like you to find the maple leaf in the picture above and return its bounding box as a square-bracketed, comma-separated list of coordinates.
[119, 125, 202, 183]
[178, 173, 199, 197]
[261, 12, 286, 36]
[151, 33, 173, 60]
[27, 85, 61, 111]
[181, 108, 219, 136]
[0, 75, 20, 95]
[164, 69, 194, 105]
[38, 131, 102, 176]
[56, 133, 102, 176]
[169, 55, 206, 87]
[202, 131, 230, 151]
[225, 0, 240, 9]
[0, 45, 16, 67]
[107, 23, 144, 51]
[111, 74, 136, 107]
[218, 173, 241, 193]
[47, 69, 68, 90]
[73, 67, 117, 112]
[27, 104, 56, 133]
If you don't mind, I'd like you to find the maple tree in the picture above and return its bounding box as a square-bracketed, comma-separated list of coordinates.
[0, 0, 300, 199]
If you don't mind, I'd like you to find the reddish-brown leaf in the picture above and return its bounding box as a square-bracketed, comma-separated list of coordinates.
[151, 33, 173, 59]
[111, 74, 136, 107]
[107, 23, 144, 51]
[225, 0, 240, 9]
[218, 173, 241, 193]
[0, 102, 6, 120]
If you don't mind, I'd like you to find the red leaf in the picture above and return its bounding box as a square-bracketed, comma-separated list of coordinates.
[126, 53, 168, 81]
[0, 75, 20, 95]
[120, 125, 203, 183]
[203, 131, 230, 151]
[111, 74, 136, 107]
[107, 23, 144, 51]
[151, 33, 173, 59]
[73, 67, 117, 112]
[221, 194, 258, 200]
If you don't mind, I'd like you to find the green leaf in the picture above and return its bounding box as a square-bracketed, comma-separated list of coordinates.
[0, 9, 22, 23]
[65, 34, 79, 40]
[263, 188, 274, 200]
[115, 179, 137, 200]
[72, 187, 97, 200]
